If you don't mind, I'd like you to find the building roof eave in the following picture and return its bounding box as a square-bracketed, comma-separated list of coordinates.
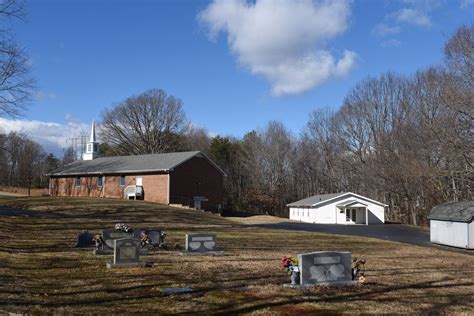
[48, 168, 171, 177]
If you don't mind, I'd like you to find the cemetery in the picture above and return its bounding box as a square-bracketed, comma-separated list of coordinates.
[0, 196, 473, 314]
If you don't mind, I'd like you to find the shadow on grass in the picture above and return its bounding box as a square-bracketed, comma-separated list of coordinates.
[177, 278, 474, 315]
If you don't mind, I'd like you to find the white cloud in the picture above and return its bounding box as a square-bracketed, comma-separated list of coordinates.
[394, 8, 431, 27]
[460, 0, 474, 8]
[198, 0, 356, 96]
[0, 117, 90, 155]
[381, 39, 401, 47]
[372, 23, 401, 37]
[35, 91, 58, 102]
[372, 1, 437, 46]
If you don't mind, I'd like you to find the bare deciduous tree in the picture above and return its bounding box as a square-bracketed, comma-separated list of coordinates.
[442, 25, 474, 120]
[0, 0, 35, 117]
[101, 89, 189, 155]
[182, 126, 211, 154]
[0, 132, 47, 194]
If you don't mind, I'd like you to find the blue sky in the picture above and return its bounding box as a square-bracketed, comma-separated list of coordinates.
[1, 0, 472, 155]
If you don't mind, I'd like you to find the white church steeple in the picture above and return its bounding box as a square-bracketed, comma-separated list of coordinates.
[82, 121, 99, 160]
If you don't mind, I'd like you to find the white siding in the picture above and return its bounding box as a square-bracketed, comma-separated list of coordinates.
[430, 220, 471, 249]
[314, 203, 337, 223]
[289, 207, 302, 221]
[469, 221, 474, 249]
[289, 195, 385, 225]
[336, 206, 346, 224]
[334, 196, 385, 224]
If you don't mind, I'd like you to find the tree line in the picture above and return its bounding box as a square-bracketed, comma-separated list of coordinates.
[0, 23, 471, 225]
[98, 24, 473, 225]
[0, 132, 60, 194]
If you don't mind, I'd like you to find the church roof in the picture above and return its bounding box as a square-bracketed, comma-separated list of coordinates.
[287, 193, 346, 207]
[48, 151, 226, 176]
[287, 192, 387, 208]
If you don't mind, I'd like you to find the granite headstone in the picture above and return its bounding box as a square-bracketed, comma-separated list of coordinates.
[183, 233, 223, 255]
[106, 238, 147, 268]
[114, 238, 140, 264]
[146, 230, 162, 247]
[103, 230, 133, 248]
[298, 251, 354, 286]
[95, 229, 147, 255]
[185, 234, 217, 252]
[75, 230, 95, 247]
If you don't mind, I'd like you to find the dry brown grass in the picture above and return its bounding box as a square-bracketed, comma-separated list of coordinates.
[226, 215, 292, 225]
[0, 186, 48, 196]
[0, 196, 472, 315]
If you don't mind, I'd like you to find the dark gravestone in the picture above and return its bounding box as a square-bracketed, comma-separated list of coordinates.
[106, 238, 146, 269]
[95, 229, 147, 256]
[114, 238, 140, 264]
[146, 230, 162, 247]
[297, 251, 356, 287]
[103, 230, 133, 248]
[183, 234, 223, 256]
[75, 230, 95, 247]
[160, 287, 193, 294]
[132, 229, 146, 240]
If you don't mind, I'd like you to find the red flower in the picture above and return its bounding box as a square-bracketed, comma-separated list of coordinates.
[281, 257, 291, 268]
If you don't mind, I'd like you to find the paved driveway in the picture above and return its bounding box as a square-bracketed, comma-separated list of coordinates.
[249, 221, 473, 255]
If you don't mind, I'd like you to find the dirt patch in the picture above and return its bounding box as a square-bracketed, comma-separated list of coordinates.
[226, 215, 292, 225]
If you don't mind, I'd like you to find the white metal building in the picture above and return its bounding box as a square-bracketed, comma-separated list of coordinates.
[428, 201, 474, 249]
[287, 192, 386, 225]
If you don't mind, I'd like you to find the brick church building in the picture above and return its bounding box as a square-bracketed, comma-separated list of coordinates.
[48, 123, 226, 211]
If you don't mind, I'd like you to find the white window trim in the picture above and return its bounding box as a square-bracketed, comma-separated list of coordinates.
[97, 176, 103, 187]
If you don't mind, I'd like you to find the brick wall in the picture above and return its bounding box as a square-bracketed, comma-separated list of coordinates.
[169, 156, 224, 210]
[50, 173, 169, 204]
[141, 174, 169, 204]
[50, 176, 104, 197]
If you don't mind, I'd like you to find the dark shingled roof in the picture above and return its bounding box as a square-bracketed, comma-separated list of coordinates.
[287, 193, 347, 207]
[428, 200, 474, 223]
[48, 151, 226, 176]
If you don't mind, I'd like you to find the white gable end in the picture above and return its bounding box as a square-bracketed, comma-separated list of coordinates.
[289, 193, 385, 225]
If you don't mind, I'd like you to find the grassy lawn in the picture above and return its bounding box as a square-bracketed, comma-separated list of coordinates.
[0, 196, 472, 315]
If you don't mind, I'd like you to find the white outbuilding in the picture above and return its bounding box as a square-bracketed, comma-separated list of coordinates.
[428, 201, 474, 249]
[287, 192, 386, 225]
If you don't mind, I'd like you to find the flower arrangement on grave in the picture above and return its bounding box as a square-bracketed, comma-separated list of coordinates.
[160, 232, 167, 245]
[352, 257, 366, 284]
[93, 234, 104, 250]
[281, 256, 300, 285]
[115, 223, 131, 232]
[140, 232, 151, 248]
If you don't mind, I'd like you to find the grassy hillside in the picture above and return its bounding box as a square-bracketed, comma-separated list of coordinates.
[0, 196, 472, 314]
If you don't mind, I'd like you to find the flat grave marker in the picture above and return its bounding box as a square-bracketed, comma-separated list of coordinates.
[159, 287, 193, 294]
